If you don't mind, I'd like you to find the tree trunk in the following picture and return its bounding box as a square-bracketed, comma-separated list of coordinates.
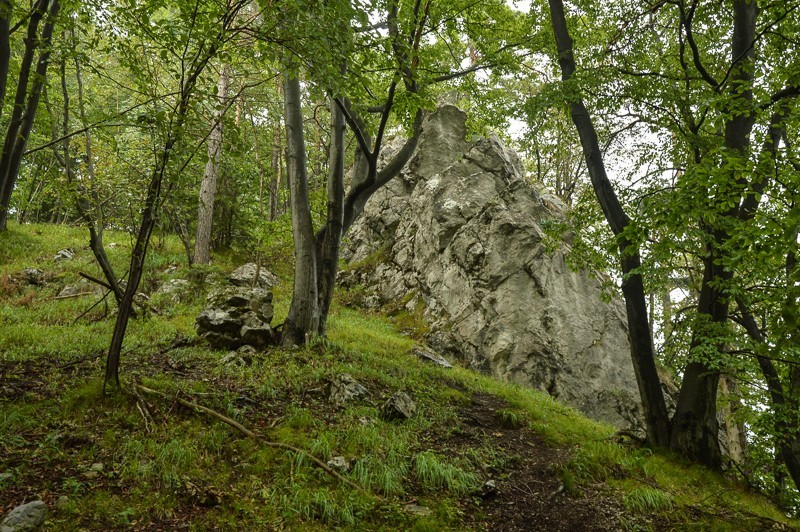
[193, 65, 228, 265]
[103, 0, 242, 389]
[737, 299, 800, 498]
[547, 0, 671, 447]
[0, 0, 59, 230]
[281, 71, 319, 345]
[270, 123, 281, 221]
[314, 96, 345, 336]
[670, 0, 758, 467]
[669, 253, 725, 466]
[718, 373, 748, 465]
[71, 28, 125, 305]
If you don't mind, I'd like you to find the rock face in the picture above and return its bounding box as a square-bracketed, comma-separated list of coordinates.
[343, 105, 642, 429]
[195, 286, 274, 349]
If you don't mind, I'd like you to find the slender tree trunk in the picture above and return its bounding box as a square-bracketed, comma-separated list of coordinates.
[281, 71, 319, 345]
[314, 95, 345, 335]
[547, 0, 670, 447]
[250, 112, 267, 219]
[0, 0, 59, 230]
[17, 160, 45, 223]
[718, 373, 748, 465]
[193, 65, 228, 265]
[71, 28, 124, 305]
[737, 299, 800, 497]
[270, 123, 281, 221]
[103, 0, 242, 389]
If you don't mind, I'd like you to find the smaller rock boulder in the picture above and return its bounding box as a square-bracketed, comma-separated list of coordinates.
[404, 504, 431, 516]
[17, 268, 45, 286]
[412, 345, 452, 368]
[58, 279, 102, 298]
[380, 391, 416, 421]
[326, 456, 351, 472]
[472, 479, 498, 499]
[196, 286, 274, 350]
[1, 500, 48, 532]
[53, 248, 75, 262]
[154, 279, 190, 302]
[230, 263, 279, 289]
[329, 374, 369, 405]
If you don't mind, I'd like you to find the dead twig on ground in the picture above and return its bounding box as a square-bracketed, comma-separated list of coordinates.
[135, 383, 373, 496]
[54, 291, 98, 300]
[132, 386, 155, 434]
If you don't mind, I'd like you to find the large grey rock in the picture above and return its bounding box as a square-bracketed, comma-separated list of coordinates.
[195, 286, 274, 349]
[344, 105, 643, 429]
[1, 500, 47, 532]
[230, 263, 279, 289]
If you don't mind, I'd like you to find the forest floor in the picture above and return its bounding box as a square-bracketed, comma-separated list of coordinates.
[1, 222, 798, 531]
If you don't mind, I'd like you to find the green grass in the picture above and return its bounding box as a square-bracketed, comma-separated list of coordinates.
[1, 222, 798, 530]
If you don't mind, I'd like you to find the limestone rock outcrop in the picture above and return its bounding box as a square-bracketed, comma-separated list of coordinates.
[343, 105, 642, 429]
[195, 285, 274, 349]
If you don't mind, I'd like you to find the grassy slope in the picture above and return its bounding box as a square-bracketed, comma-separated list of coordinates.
[0, 222, 797, 531]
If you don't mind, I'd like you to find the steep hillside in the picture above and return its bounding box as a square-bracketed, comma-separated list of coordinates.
[1, 223, 796, 530]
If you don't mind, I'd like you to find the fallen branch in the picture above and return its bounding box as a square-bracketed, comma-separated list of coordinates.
[54, 291, 97, 300]
[132, 385, 155, 434]
[135, 384, 371, 496]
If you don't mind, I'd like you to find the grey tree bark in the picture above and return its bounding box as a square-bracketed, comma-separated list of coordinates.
[547, 0, 671, 447]
[314, 94, 345, 336]
[281, 71, 320, 345]
[193, 65, 229, 265]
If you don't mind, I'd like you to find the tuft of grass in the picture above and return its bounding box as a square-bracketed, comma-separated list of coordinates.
[280, 486, 373, 526]
[350, 453, 409, 496]
[495, 408, 525, 429]
[413, 451, 479, 494]
[624, 487, 674, 513]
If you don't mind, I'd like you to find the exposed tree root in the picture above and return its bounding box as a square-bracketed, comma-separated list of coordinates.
[135, 383, 372, 496]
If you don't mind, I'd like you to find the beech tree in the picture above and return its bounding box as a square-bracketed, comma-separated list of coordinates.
[544, 0, 800, 477]
[193, 65, 229, 265]
[278, 0, 427, 344]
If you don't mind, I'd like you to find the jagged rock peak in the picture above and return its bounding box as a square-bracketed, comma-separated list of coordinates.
[343, 105, 642, 429]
